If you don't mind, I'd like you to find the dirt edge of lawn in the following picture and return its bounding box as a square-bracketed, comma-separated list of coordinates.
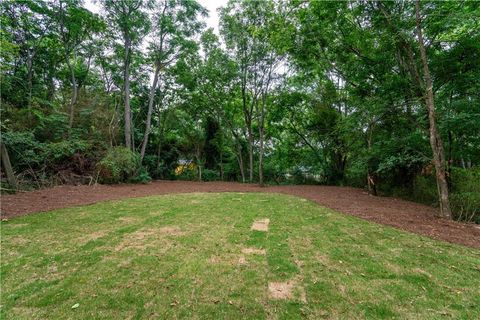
[1, 180, 479, 249]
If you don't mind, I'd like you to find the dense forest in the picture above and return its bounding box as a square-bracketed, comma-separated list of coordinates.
[1, 0, 479, 222]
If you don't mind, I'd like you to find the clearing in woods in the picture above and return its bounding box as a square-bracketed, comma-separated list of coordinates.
[1, 192, 479, 319]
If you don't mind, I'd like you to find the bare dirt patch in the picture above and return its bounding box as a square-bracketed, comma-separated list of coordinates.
[209, 253, 246, 266]
[79, 231, 107, 244]
[251, 218, 270, 232]
[238, 255, 247, 265]
[8, 236, 29, 246]
[412, 268, 433, 278]
[2, 223, 28, 228]
[158, 226, 183, 235]
[268, 279, 306, 302]
[241, 248, 266, 255]
[118, 216, 141, 224]
[115, 226, 183, 251]
[316, 253, 332, 267]
[1, 181, 479, 248]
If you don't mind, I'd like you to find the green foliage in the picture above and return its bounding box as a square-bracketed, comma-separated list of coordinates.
[2, 0, 479, 222]
[412, 175, 438, 206]
[412, 168, 480, 223]
[176, 168, 197, 181]
[201, 169, 220, 181]
[450, 167, 480, 223]
[130, 166, 152, 184]
[2, 131, 89, 171]
[96, 147, 141, 184]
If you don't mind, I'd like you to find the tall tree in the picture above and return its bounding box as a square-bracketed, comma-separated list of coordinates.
[55, 0, 101, 129]
[414, 0, 451, 218]
[101, 0, 149, 150]
[220, 0, 280, 184]
[140, 0, 205, 162]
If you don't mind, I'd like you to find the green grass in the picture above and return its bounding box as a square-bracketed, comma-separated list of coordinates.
[1, 193, 479, 319]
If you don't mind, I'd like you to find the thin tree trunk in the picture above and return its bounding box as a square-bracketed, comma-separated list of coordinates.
[27, 52, 33, 116]
[219, 134, 224, 180]
[140, 64, 160, 162]
[1, 142, 17, 189]
[366, 128, 377, 196]
[258, 102, 265, 186]
[247, 127, 254, 183]
[236, 144, 245, 183]
[229, 127, 245, 183]
[415, 0, 452, 219]
[258, 126, 264, 186]
[240, 61, 254, 183]
[66, 58, 78, 128]
[109, 95, 119, 147]
[196, 146, 202, 181]
[124, 36, 132, 150]
[156, 108, 166, 171]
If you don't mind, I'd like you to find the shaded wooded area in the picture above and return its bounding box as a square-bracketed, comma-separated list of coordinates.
[1, 0, 479, 221]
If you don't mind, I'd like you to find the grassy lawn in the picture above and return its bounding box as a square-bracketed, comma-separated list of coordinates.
[1, 193, 479, 319]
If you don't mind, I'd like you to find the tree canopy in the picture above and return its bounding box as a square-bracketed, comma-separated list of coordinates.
[1, 0, 479, 221]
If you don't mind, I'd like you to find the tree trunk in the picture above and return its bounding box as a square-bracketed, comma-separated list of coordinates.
[240, 64, 254, 183]
[123, 36, 132, 150]
[196, 146, 203, 181]
[26, 51, 33, 118]
[1, 142, 17, 189]
[258, 127, 264, 186]
[366, 127, 377, 196]
[415, 0, 452, 219]
[140, 64, 160, 162]
[66, 58, 78, 128]
[219, 138, 224, 180]
[247, 129, 254, 182]
[236, 144, 245, 183]
[258, 104, 265, 186]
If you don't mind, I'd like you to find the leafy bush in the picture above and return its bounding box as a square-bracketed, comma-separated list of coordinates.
[2, 131, 45, 169]
[412, 167, 480, 223]
[450, 192, 480, 223]
[450, 167, 480, 223]
[202, 169, 220, 181]
[222, 162, 241, 181]
[176, 167, 197, 181]
[2, 131, 89, 170]
[412, 175, 438, 206]
[97, 147, 141, 184]
[131, 166, 152, 184]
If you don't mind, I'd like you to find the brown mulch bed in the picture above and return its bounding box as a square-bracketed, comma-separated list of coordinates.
[1, 180, 479, 249]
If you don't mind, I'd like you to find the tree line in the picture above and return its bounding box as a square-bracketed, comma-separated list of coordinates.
[1, 0, 479, 221]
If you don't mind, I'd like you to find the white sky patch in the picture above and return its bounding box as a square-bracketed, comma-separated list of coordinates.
[198, 0, 228, 35]
[84, 0, 100, 14]
[84, 0, 226, 35]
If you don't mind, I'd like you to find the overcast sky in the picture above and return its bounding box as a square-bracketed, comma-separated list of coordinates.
[84, 0, 228, 35]
[198, 0, 228, 34]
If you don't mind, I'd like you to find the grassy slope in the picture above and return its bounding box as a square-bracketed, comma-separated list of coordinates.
[1, 193, 479, 319]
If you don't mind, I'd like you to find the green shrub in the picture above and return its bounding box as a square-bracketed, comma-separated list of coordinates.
[450, 192, 480, 223]
[412, 175, 438, 206]
[97, 147, 141, 184]
[202, 169, 220, 181]
[2, 131, 89, 171]
[222, 162, 241, 181]
[450, 167, 480, 223]
[176, 167, 197, 181]
[412, 167, 480, 223]
[131, 166, 152, 184]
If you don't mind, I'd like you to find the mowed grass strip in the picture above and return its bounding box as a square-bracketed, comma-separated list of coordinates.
[1, 193, 479, 319]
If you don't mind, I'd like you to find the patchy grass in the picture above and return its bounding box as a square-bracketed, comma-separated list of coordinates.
[1, 193, 479, 319]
